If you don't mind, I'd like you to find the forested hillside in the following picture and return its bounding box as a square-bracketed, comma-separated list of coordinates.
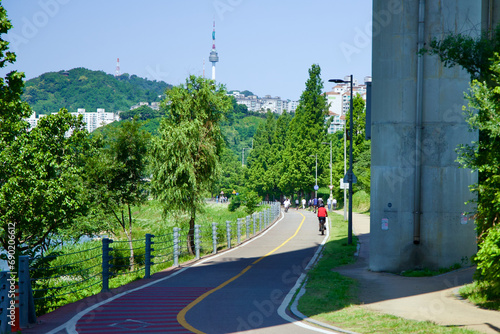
[22, 68, 171, 114]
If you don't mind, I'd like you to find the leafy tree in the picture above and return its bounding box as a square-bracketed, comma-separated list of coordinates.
[22, 68, 170, 114]
[426, 26, 500, 297]
[0, 109, 97, 253]
[119, 105, 161, 121]
[422, 25, 500, 82]
[279, 64, 329, 197]
[149, 75, 232, 254]
[87, 119, 150, 270]
[243, 191, 261, 215]
[458, 56, 500, 241]
[214, 146, 245, 197]
[0, 6, 97, 255]
[246, 112, 277, 199]
[347, 95, 370, 193]
[268, 111, 292, 198]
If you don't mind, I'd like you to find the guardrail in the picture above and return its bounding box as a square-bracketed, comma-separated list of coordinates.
[0, 203, 281, 332]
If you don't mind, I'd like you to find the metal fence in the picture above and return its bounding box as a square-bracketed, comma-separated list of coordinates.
[0, 203, 281, 332]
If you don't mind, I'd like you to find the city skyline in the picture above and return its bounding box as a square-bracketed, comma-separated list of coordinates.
[0, 1, 372, 101]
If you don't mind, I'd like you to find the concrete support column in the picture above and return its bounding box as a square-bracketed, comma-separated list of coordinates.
[370, 0, 479, 272]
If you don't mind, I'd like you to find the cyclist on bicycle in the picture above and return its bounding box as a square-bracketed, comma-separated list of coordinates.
[317, 202, 328, 232]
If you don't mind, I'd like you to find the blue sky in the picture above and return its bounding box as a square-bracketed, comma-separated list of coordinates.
[1, 0, 372, 101]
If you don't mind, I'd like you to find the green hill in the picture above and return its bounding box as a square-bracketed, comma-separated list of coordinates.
[22, 67, 171, 114]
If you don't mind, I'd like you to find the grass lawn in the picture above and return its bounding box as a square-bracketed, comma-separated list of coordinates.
[297, 213, 481, 334]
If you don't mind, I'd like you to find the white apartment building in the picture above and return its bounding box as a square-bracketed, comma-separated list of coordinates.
[231, 91, 298, 114]
[325, 76, 370, 135]
[74, 108, 119, 133]
[25, 109, 119, 133]
[26, 112, 47, 130]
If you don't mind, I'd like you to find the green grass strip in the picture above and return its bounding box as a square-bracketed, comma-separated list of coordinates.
[297, 214, 480, 334]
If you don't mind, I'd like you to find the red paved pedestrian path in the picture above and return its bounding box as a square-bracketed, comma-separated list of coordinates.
[74, 286, 212, 334]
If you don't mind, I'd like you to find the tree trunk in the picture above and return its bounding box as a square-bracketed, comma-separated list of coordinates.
[187, 207, 196, 255]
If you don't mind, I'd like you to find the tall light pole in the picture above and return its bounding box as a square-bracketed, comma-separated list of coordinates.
[343, 123, 347, 220]
[309, 154, 318, 198]
[329, 75, 354, 245]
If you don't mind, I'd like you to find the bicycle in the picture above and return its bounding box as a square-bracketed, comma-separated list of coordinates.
[318, 217, 326, 235]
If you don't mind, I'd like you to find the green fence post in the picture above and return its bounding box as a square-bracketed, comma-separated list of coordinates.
[145, 234, 154, 278]
[102, 238, 113, 292]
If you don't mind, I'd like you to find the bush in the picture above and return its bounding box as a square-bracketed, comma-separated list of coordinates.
[228, 195, 242, 212]
[475, 225, 500, 296]
[243, 191, 261, 215]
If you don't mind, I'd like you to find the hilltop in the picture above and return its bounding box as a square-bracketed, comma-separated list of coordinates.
[22, 68, 171, 114]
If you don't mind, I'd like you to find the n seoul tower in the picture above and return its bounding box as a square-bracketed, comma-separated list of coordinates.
[208, 21, 219, 81]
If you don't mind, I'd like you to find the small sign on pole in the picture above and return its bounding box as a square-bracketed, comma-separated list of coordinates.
[340, 179, 349, 189]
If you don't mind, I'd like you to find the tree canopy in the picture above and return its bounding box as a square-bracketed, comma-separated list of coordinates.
[427, 24, 500, 298]
[22, 68, 170, 114]
[0, 7, 97, 253]
[149, 75, 232, 253]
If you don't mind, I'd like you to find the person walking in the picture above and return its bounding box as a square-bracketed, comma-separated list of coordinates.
[313, 197, 318, 214]
[327, 197, 332, 211]
[295, 198, 299, 210]
[301, 198, 306, 209]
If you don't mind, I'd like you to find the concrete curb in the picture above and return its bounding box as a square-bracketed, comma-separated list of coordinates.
[285, 215, 360, 334]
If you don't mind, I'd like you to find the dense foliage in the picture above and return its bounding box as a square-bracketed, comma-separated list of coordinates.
[244, 64, 371, 205]
[427, 25, 500, 300]
[0, 7, 100, 255]
[119, 105, 163, 121]
[149, 75, 232, 254]
[423, 25, 500, 82]
[87, 119, 150, 269]
[22, 67, 170, 114]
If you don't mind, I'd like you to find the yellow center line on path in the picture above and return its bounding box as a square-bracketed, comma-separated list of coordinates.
[177, 212, 306, 334]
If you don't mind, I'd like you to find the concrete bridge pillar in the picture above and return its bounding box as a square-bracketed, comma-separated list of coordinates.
[370, 0, 483, 272]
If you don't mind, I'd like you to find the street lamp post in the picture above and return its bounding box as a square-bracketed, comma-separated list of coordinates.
[329, 75, 354, 245]
[344, 124, 347, 220]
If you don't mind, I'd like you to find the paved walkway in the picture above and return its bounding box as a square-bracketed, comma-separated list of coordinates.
[333, 211, 500, 334]
[24, 210, 336, 334]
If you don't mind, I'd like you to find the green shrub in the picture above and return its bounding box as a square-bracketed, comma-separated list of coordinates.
[475, 225, 500, 296]
[243, 191, 261, 215]
[228, 195, 242, 212]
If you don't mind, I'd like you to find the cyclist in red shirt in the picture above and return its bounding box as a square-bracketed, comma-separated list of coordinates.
[317, 202, 328, 232]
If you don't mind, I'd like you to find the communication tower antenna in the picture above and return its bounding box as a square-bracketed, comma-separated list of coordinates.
[208, 21, 219, 81]
[115, 58, 120, 77]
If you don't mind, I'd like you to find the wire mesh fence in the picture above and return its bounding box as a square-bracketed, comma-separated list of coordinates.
[7, 203, 281, 323]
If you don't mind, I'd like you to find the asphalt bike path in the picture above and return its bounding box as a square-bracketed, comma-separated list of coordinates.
[37, 209, 337, 334]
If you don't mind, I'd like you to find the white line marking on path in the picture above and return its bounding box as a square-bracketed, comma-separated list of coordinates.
[45, 210, 286, 334]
